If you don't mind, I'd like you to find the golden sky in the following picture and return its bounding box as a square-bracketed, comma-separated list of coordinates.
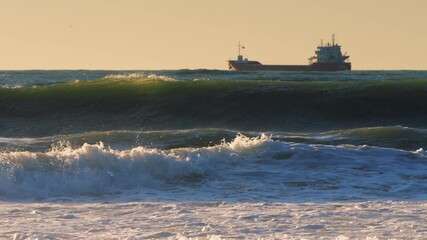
[0, 0, 426, 70]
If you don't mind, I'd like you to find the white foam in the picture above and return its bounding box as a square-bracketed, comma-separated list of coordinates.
[0, 134, 273, 197]
[103, 72, 175, 81]
[0, 201, 425, 239]
[0, 84, 22, 89]
[1, 133, 427, 200]
[413, 147, 424, 154]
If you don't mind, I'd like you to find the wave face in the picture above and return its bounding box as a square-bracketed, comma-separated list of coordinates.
[2, 74, 427, 136]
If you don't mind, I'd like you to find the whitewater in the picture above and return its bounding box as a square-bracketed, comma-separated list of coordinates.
[1, 70, 427, 239]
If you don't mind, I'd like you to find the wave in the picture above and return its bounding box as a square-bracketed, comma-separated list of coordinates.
[2, 78, 427, 136]
[0, 129, 239, 153]
[274, 126, 427, 150]
[2, 126, 427, 155]
[1, 133, 426, 200]
[327, 126, 427, 148]
[0, 134, 271, 197]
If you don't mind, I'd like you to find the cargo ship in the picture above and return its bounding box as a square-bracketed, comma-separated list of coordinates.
[228, 35, 351, 71]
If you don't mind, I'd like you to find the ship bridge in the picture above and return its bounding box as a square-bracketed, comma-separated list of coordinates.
[311, 34, 350, 65]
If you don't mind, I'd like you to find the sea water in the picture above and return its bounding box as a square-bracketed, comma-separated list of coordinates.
[1, 70, 427, 239]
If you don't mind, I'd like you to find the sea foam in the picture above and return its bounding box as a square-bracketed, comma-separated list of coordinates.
[1, 133, 426, 201]
[0, 134, 272, 197]
[103, 72, 175, 81]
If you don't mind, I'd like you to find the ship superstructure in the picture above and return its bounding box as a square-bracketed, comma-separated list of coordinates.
[228, 35, 351, 71]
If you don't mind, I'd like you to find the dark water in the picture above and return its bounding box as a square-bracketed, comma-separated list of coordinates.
[2, 70, 427, 137]
[1, 70, 427, 200]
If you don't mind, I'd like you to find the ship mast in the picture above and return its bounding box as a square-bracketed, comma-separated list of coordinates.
[238, 42, 244, 56]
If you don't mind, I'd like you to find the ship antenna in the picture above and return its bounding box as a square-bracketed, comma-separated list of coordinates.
[237, 41, 246, 56]
[332, 34, 335, 46]
[320, 39, 323, 46]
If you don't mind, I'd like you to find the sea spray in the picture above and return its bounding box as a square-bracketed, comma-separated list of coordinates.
[1, 133, 426, 200]
[0, 134, 272, 197]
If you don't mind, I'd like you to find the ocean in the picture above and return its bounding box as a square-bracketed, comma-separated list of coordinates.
[1, 70, 427, 239]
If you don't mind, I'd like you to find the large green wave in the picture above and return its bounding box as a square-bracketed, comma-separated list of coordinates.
[2, 78, 427, 136]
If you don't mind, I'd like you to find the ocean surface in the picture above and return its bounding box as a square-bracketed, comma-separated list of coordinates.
[1, 70, 427, 239]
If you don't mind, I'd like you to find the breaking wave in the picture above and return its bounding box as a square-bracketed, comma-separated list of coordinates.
[0, 134, 272, 197]
[1, 133, 427, 200]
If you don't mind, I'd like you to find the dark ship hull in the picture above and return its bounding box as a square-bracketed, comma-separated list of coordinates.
[228, 60, 351, 71]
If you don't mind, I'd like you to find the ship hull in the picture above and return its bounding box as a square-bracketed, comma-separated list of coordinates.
[228, 61, 351, 71]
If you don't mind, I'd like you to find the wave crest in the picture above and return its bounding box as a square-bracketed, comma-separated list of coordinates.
[104, 72, 175, 81]
[0, 134, 272, 197]
[3, 79, 427, 137]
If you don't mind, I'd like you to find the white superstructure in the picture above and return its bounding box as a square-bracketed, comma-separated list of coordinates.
[312, 34, 350, 64]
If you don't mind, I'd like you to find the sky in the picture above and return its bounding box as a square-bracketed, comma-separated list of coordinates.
[0, 0, 426, 70]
